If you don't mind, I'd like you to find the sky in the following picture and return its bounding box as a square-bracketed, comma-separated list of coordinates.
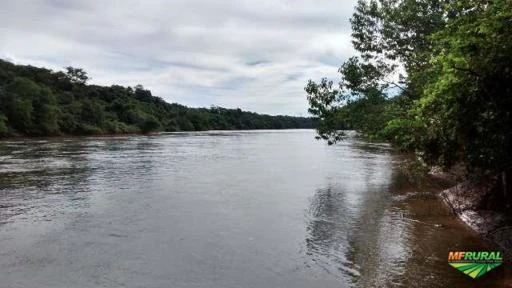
[0, 0, 358, 116]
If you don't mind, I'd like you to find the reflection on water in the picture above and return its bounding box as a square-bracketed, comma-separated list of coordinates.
[304, 143, 412, 287]
[0, 131, 509, 287]
[305, 185, 360, 283]
[305, 142, 509, 287]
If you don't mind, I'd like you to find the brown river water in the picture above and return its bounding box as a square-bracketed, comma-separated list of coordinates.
[0, 130, 509, 287]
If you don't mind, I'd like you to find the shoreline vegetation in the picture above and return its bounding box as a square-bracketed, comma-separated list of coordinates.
[306, 1, 512, 249]
[0, 59, 316, 138]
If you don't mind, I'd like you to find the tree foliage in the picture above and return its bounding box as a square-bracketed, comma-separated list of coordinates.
[306, 0, 512, 174]
[65, 67, 89, 85]
[0, 60, 316, 137]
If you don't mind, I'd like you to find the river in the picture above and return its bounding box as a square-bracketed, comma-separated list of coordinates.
[0, 130, 508, 287]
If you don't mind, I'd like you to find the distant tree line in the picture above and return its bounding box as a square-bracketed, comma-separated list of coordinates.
[0, 59, 316, 137]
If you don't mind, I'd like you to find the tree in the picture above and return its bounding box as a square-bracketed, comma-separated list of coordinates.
[0, 113, 8, 135]
[80, 99, 105, 128]
[65, 67, 89, 84]
[306, 0, 512, 175]
[416, 0, 512, 171]
[134, 84, 153, 102]
[140, 115, 161, 133]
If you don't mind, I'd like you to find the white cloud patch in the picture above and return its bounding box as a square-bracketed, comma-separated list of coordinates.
[0, 0, 357, 115]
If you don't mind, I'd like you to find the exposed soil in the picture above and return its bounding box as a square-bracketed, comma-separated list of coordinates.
[433, 171, 512, 255]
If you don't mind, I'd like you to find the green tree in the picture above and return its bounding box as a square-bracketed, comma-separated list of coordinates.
[1, 78, 41, 133]
[65, 67, 89, 85]
[306, 0, 512, 175]
[0, 113, 8, 135]
[80, 100, 105, 129]
[415, 0, 512, 171]
[140, 115, 161, 133]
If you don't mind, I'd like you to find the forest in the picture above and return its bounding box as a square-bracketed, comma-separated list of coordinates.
[0, 59, 316, 137]
[306, 0, 512, 177]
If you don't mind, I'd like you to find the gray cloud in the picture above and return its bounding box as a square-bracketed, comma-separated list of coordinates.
[0, 0, 357, 115]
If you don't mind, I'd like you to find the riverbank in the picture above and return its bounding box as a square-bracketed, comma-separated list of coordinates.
[430, 169, 512, 256]
[399, 157, 512, 258]
[0, 128, 314, 141]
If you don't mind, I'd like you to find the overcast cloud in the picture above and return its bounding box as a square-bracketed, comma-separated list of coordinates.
[0, 0, 357, 115]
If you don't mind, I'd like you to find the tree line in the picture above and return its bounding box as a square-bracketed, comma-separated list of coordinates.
[306, 0, 512, 177]
[0, 59, 316, 137]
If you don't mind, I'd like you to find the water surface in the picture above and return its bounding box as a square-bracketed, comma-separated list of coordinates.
[0, 130, 508, 287]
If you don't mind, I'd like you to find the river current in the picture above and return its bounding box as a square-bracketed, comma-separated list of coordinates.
[0, 130, 508, 287]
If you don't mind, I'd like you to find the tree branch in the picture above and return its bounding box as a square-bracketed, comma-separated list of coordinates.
[452, 66, 481, 77]
[381, 80, 407, 92]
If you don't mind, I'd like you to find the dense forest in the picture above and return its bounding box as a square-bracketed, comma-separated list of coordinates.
[0, 59, 315, 137]
[306, 0, 511, 178]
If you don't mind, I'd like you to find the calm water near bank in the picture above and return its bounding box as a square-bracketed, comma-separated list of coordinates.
[0, 130, 508, 287]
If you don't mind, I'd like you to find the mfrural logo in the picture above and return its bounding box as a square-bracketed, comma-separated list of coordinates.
[448, 251, 503, 279]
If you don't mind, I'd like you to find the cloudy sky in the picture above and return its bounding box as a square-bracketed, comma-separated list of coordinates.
[1, 0, 357, 116]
